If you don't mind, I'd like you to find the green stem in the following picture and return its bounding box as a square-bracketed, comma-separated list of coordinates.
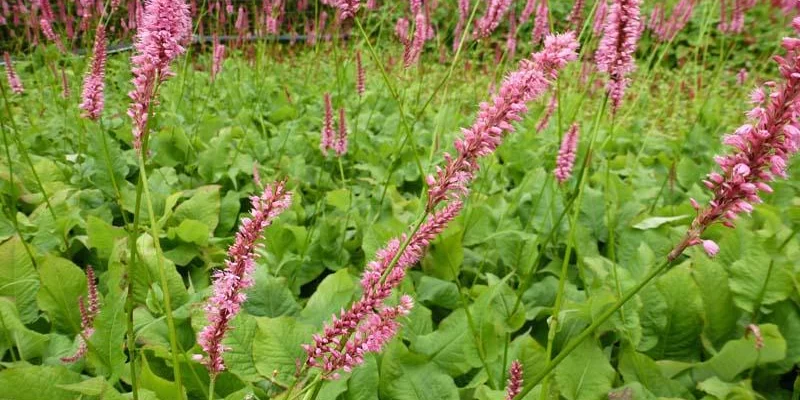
[137, 150, 184, 398]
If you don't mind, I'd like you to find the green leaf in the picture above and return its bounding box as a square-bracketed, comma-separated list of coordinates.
[617, 345, 690, 398]
[325, 188, 351, 211]
[421, 222, 464, 281]
[169, 219, 210, 246]
[133, 234, 189, 308]
[139, 352, 184, 400]
[223, 314, 260, 382]
[36, 255, 87, 334]
[728, 245, 792, 313]
[56, 376, 126, 400]
[692, 256, 739, 347]
[244, 270, 300, 318]
[0, 237, 39, 323]
[0, 365, 83, 400]
[416, 275, 460, 309]
[171, 185, 221, 232]
[632, 215, 690, 230]
[346, 354, 379, 400]
[639, 265, 703, 361]
[87, 216, 127, 260]
[380, 344, 459, 400]
[299, 269, 356, 326]
[88, 292, 127, 381]
[699, 324, 786, 381]
[410, 309, 482, 376]
[0, 297, 49, 360]
[554, 340, 615, 400]
[252, 316, 314, 387]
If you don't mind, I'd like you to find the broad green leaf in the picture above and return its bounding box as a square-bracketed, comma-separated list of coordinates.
[87, 216, 127, 260]
[0, 237, 39, 323]
[410, 309, 482, 376]
[299, 269, 356, 326]
[252, 316, 314, 387]
[416, 275, 460, 309]
[0, 365, 83, 400]
[640, 265, 703, 361]
[554, 340, 615, 400]
[697, 377, 760, 399]
[380, 344, 459, 400]
[88, 292, 127, 381]
[223, 314, 260, 382]
[692, 256, 739, 347]
[171, 185, 221, 232]
[133, 234, 189, 308]
[728, 245, 792, 313]
[421, 222, 464, 281]
[325, 188, 351, 211]
[139, 352, 184, 400]
[37, 255, 87, 334]
[632, 215, 690, 230]
[169, 219, 210, 246]
[699, 324, 786, 381]
[346, 354, 379, 400]
[0, 297, 49, 360]
[56, 376, 126, 400]
[617, 346, 691, 398]
[244, 270, 300, 318]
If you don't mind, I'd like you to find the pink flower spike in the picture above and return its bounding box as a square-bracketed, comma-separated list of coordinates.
[474, 0, 512, 39]
[127, 0, 192, 153]
[197, 181, 293, 376]
[320, 93, 335, 155]
[505, 360, 523, 400]
[61, 266, 100, 363]
[403, 13, 427, 68]
[211, 35, 225, 82]
[531, 0, 549, 44]
[356, 50, 365, 96]
[80, 25, 106, 120]
[335, 107, 348, 156]
[595, 0, 643, 113]
[3, 52, 23, 94]
[554, 123, 580, 184]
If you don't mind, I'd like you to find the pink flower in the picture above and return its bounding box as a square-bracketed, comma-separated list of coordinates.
[531, 0, 549, 43]
[320, 93, 335, 155]
[395, 17, 410, 45]
[403, 13, 427, 68]
[595, 0, 642, 113]
[335, 107, 348, 156]
[568, 0, 586, 28]
[60, 67, 69, 99]
[40, 17, 65, 52]
[333, 0, 360, 20]
[519, 0, 536, 25]
[3, 52, 23, 94]
[211, 35, 225, 82]
[702, 240, 719, 257]
[453, 0, 470, 51]
[80, 25, 106, 120]
[669, 17, 800, 261]
[409, 0, 421, 14]
[127, 0, 192, 153]
[536, 93, 557, 133]
[650, 0, 695, 42]
[427, 32, 579, 211]
[474, 0, 512, 39]
[61, 266, 100, 363]
[356, 50, 365, 96]
[592, 0, 608, 36]
[505, 360, 523, 400]
[737, 68, 748, 85]
[554, 123, 580, 183]
[196, 181, 293, 375]
[304, 202, 462, 377]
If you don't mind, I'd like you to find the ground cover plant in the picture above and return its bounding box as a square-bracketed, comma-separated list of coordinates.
[1, 0, 800, 399]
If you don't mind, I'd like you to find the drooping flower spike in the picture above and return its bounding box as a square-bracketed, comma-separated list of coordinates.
[196, 181, 293, 375]
[61, 266, 100, 363]
[669, 17, 800, 260]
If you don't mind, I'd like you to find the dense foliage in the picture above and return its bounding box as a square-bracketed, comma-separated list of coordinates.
[1, 1, 799, 400]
